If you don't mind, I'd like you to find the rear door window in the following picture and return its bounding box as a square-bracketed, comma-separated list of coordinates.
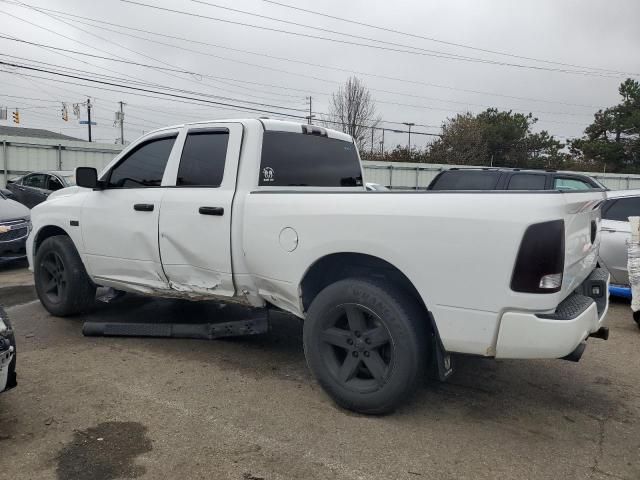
[554, 177, 594, 190]
[429, 170, 501, 190]
[177, 130, 229, 187]
[259, 131, 362, 187]
[602, 197, 640, 222]
[507, 174, 547, 190]
[108, 135, 177, 188]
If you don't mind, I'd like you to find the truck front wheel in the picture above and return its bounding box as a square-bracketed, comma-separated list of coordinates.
[34, 236, 96, 316]
[303, 277, 428, 414]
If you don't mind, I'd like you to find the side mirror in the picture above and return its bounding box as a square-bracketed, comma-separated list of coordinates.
[76, 167, 100, 189]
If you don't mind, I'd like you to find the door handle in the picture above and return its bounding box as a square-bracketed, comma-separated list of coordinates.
[133, 203, 154, 212]
[199, 206, 224, 216]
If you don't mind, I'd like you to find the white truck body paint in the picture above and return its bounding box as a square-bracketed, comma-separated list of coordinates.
[29, 119, 609, 359]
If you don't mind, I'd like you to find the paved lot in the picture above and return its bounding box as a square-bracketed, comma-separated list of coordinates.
[0, 286, 639, 480]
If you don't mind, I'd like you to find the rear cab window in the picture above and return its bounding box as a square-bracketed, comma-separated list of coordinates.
[428, 170, 501, 190]
[259, 130, 362, 187]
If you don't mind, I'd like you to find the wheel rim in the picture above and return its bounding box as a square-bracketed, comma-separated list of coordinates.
[319, 303, 394, 393]
[39, 251, 67, 304]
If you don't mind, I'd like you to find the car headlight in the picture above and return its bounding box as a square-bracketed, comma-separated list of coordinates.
[0, 317, 6, 335]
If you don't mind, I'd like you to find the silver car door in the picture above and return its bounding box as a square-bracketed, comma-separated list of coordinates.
[600, 219, 631, 285]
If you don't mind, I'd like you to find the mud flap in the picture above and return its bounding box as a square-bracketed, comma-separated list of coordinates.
[428, 311, 453, 381]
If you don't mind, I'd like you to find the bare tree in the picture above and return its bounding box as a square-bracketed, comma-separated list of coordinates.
[325, 76, 381, 153]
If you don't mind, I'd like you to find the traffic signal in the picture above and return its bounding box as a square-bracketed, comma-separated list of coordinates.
[12, 109, 19, 124]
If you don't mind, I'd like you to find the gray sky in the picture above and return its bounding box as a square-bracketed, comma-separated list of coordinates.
[0, 0, 639, 149]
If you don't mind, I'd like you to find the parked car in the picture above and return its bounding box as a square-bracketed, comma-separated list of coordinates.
[0, 189, 31, 260]
[28, 119, 609, 413]
[599, 189, 640, 287]
[427, 167, 606, 191]
[7, 170, 75, 208]
[0, 306, 17, 394]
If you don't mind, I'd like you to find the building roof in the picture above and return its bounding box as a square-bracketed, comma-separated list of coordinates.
[0, 125, 84, 142]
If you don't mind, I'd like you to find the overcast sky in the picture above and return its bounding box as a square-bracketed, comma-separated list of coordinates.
[0, 0, 639, 149]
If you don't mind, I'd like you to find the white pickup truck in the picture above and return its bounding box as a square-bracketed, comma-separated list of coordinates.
[28, 119, 610, 413]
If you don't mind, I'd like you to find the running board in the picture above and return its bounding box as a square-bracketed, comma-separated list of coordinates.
[82, 312, 269, 340]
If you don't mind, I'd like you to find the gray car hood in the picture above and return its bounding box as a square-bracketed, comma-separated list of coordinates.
[0, 197, 30, 221]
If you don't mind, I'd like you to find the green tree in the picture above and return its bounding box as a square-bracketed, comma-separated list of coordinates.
[570, 78, 640, 172]
[427, 109, 563, 167]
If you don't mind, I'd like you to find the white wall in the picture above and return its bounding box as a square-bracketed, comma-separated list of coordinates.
[0, 135, 122, 187]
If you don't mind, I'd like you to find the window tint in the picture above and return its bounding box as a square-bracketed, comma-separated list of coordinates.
[48, 176, 64, 191]
[259, 131, 362, 187]
[177, 131, 229, 187]
[429, 170, 500, 190]
[602, 197, 640, 222]
[507, 174, 546, 190]
[23, 173, 46, 189]
[554, 177, 593, 190]
[108, 136, 176, 188]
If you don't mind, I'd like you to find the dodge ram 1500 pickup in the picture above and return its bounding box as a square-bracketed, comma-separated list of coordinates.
[27, 119, 609, 413]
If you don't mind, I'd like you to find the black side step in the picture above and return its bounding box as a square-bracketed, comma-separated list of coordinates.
[82, 312, 269, 340]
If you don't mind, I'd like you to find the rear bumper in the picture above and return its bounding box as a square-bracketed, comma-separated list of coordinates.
[496, 268, 609, 359]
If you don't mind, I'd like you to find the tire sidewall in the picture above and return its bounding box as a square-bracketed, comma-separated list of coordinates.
[303, 278, 426, 414]
[34, 236, 94, 316]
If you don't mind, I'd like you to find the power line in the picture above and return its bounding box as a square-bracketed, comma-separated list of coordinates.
[0, 63, 441, 137]
[0, 37, 597, 125]
[259, 0, 639, 77]
[2, 3, 307, 107]
[0, 51, 310, 114]
[121, 0, 627, 78]
[5, 1, 604, 109]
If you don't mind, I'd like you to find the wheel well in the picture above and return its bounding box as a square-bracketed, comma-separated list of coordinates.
[34, 225, 69, 255]
[300, 253, 428, 315]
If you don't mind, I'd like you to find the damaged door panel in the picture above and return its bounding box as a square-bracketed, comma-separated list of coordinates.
[158, 124, 242, 298]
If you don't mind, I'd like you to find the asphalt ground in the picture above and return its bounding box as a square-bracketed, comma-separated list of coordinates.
[0, 282, 639, 480]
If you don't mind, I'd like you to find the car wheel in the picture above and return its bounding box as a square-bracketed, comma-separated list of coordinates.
[634, 310, 640, 329]
[34, 236, 96, 316]
[303, 277, 429, 414]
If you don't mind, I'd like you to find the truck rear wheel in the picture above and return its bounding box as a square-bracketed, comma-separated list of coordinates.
[34, 236, 96, 316]
[303, 277, 428, 414]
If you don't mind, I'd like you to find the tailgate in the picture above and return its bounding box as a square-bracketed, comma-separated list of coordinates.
[561, 191, 607, 299]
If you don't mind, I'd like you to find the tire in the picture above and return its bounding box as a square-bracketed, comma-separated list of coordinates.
[303, 277, 429, 414]
[634, 310, 640, 329]
[34, 236, 96, 316]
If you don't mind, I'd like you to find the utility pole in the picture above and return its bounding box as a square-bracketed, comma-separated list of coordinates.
[381, 129, 385, 156]
[305, 96, 314, 124]
[118, 101, 126, 145]
[87, 98, 92, 142]
[403, 122, 415, 160]
[370, 127, 374, 155]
